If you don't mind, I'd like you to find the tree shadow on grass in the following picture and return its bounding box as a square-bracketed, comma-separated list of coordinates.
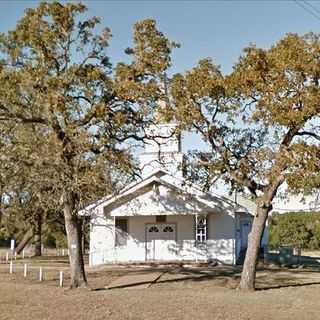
[92, 265, 241, 291]
[91, 263, 320, 291]
[256, 281, 320, 291]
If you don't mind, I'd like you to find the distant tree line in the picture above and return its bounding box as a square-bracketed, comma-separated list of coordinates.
[269, 212, 320, 250]
[0, 209, 90, 250]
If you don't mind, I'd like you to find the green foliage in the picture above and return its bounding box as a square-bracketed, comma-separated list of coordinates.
[0, 1, 178, 202]
[0, 2, 177, 214]
[0, 4, 177, 274]
[42, 209, 67, 248]
[0, 226, 10, 246]
[169, 32, 320, 203]
[269, 212, 320, 249]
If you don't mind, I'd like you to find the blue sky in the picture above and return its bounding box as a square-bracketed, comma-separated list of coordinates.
[1, 1, 319, 75]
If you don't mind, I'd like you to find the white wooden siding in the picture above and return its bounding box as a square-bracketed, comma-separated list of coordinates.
[89, 212, 235, 265]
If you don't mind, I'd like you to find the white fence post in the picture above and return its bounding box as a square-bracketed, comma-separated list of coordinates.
[59, 271, 64, 287]
[39, 267, 43, 281]
[6, 252, 9, 263]
[23, 263, 28, 278]
[9, 260, 13, 274]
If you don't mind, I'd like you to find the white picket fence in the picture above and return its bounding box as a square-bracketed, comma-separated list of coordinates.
[0, 247, 70, 264]
[0, 246, 90, 288]
[5, 260, 65, 287]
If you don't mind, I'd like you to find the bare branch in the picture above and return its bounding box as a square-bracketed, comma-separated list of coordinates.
[296, 130, 320, 141]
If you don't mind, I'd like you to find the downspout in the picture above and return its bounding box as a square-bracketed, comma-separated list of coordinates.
[233, 192, 238, 265]
[113, 215, 116, 263]
[195, 213, 198, 263]
[233, 210, 237, 265]
[89, 221, 92, 267]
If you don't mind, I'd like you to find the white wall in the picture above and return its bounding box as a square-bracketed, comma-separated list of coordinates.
[139, 152, 184, 179]
[89, 206, 114, 266]
[110, 185, 212, 217]
[272, 192, 320, 213]
[139, 122, 183, 179]
[207, 212, 235, 263]
[89, 210, 236, 265]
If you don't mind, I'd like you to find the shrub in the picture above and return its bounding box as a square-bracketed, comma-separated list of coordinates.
[269, 212, 320, 249]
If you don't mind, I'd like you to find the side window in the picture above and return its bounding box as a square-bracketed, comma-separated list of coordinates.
[115, 218, 128, 246]
[195, 216, 207, 243]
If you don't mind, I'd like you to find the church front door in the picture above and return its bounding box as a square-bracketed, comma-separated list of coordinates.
[145, 224, 177, 260]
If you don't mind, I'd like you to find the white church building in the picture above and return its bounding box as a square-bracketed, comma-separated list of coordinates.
[80, 121, 266, 266]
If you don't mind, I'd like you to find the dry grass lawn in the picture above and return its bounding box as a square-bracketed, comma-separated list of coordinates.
[1, 257, 320, 320]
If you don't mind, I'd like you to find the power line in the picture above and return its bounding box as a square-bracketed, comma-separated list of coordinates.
[302, 0, 320, 16]
[294, 0, 320, 22]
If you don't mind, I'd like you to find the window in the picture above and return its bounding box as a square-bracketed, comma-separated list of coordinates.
[196, 216, 207, 243]
[163, 226, 174, 233]
[156, 215, 166, 223]
[115, 218, 128, 246]
[148, 226, 159, 232]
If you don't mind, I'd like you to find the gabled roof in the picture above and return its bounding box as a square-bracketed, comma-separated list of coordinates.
[78, 169, 167, 215]
[79, 169, 255, 216]
[228, 194, 257, 214]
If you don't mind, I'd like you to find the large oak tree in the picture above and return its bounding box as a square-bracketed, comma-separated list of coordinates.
[169, 33, 320, 290]
[0, 3, 177, 288]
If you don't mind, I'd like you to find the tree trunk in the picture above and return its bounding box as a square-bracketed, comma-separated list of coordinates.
[239, 171, 285, 291]
[15, 229, 33, 254]
[63, 192, 88, 289]
[0, 185, 3, 225]
[33, 209, 42, 256]
[239, 205, 270, 291]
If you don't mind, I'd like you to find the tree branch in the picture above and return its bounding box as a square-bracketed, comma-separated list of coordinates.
[295, 131, 320, 141]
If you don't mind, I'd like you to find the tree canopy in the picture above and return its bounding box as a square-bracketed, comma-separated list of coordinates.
[0, 2, 177, 288]
[166, 32, 320, 290]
